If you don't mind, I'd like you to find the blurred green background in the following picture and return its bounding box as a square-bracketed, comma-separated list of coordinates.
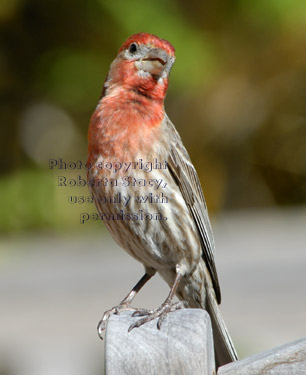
[1, 0, 306, 233]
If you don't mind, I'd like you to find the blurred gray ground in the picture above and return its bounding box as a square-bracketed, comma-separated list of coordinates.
[1, 208, 306, 375]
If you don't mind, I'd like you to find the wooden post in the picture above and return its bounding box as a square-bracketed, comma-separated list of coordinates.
[105, 308, 306, 374]
[218, 337, 306, 375]
[105, 309, 215, 375]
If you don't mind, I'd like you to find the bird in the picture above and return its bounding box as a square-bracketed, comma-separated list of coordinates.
[87, 32, 238, 368]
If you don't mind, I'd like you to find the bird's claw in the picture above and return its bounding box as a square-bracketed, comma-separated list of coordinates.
[131, 308, 152, 317]
[97, 303, 135, 340]
[128, 300, 187, 332]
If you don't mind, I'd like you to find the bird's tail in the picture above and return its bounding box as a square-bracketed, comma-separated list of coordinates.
[166, 266, 238, 369]
[205, 285, 238, 369]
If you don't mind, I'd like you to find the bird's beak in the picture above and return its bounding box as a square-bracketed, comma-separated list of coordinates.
[137, 48, 168, 76]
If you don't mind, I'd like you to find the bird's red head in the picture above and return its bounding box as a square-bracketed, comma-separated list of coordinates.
[104, 33, 176, 101]
[118, 33, 175, 58]
[88, 33, 175, 160]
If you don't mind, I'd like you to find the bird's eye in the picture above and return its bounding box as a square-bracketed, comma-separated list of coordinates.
[129, 43, 138, 54]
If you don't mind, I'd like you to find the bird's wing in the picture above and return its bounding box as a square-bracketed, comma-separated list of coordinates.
[165, 116, 221, 303]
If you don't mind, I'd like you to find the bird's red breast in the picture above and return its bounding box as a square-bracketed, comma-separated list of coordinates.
[87, 92, 164, 162]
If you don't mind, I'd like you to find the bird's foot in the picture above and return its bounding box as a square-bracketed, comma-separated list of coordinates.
[97, 302, 136, 339]
[128, 300, 187, 332]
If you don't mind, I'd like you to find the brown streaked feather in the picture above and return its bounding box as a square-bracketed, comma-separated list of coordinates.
[165, 116, 221, 304]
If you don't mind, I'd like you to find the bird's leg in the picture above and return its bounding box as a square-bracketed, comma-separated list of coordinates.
[97, 272, 153, 339]
[129, 270, 187, 332]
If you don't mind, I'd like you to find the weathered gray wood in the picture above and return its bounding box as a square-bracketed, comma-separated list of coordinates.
[218, 337, 306, 375]
[105, 308, 215, 375]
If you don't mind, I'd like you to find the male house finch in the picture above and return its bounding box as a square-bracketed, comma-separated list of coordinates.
[87, 33, 238, 368]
